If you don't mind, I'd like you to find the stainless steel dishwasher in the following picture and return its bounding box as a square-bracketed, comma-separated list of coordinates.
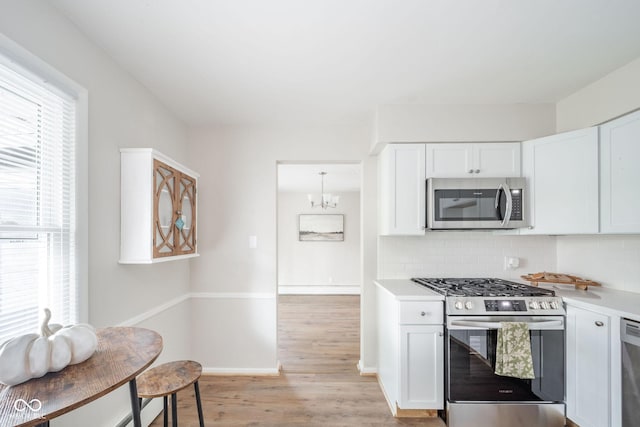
[621, 318, 640, 427]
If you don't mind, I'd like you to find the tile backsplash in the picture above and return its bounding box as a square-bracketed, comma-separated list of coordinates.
[557, 235, 640, 293]
[378, 232, 557, 281]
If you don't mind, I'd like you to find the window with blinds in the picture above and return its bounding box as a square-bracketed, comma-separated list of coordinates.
[0, 59, 77, 345]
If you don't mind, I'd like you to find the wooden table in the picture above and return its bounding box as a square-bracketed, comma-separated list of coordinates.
[0, 327, 163, 427]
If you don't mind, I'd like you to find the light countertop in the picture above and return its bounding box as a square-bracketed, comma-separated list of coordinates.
[374, 279, 445, 301]
[539, 284, 640, 321]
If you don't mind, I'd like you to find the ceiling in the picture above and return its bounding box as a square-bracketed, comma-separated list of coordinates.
[51, 0, 640, 126]
[278, 164, 360, 193]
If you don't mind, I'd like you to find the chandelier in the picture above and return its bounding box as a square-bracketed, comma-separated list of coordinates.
[307, 171, 339, 209]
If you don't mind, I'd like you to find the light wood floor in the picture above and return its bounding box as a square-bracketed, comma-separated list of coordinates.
[150, 295, 445, 426]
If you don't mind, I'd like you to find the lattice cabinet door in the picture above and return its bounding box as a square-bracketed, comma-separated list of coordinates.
[175, 171, 197, 254]
[153, 159, 178, 258]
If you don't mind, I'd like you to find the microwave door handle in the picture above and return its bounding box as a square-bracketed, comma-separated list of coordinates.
[502, 183, 512, 227]
[494, 185, 504, 222]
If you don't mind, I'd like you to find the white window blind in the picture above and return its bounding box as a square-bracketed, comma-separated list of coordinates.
[0, 59, 77, 345]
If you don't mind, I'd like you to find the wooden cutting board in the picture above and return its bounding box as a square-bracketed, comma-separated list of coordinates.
[521, 272, 600, 290]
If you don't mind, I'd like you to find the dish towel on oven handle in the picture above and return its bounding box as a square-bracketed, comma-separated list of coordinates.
[494, 322, 535, 379]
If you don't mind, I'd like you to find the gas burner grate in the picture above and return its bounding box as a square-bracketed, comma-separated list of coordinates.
[411, 277, 555, 297]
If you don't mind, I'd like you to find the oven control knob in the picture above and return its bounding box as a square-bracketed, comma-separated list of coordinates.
[529, 301, 540, 310]
[550, 301, 559, 309]
[454, 301, 464, 310]
[464, 301, 474, 310]
[541, 301, 550, 310]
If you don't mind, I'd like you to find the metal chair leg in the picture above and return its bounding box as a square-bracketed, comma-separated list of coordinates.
[171, 393, 178, 427]
[163, 395, 168, 427]
[194, 380, 205, 427]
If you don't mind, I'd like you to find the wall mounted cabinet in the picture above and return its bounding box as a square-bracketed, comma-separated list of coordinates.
[425, 142, 521, 178]
[599, 109, 640, 234]
[378, 143, 426, 236]
[521, 128, 599, 235]
[120, 148, 199, 264]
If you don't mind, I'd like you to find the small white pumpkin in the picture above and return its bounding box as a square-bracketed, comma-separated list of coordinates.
[0, 308, 98, 386]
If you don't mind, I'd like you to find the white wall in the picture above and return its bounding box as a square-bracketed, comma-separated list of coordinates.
[556, 57, 640, 132]
[0, 1, 191, 425]
[278, 191, 360, 294]
[378, 233, 557, 281]
[373, 103, 556, 153]
[557, 236, 640, 293]
[187, 123, 374, 372]
[554, 55, 640, 294]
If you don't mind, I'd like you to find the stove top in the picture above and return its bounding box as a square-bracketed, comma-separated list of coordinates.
[412, 277, 564, 315]
[411, 277, 555, 297]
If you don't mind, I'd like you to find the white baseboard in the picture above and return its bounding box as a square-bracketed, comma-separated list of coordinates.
[357, 359, 377, 375]
[278, 285, 360, 295]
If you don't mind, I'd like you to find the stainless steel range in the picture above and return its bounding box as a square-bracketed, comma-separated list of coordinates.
[411, 278, 566, 427]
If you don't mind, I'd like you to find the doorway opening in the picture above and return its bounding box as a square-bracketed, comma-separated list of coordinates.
[276, 162, 362, 374]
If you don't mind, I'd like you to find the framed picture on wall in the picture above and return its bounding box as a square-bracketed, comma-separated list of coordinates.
[298, 214, 344, 241]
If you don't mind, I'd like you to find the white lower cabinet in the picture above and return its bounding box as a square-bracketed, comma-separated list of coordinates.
[566, 304, 611, 427]
[399, 324, 443, 409]
[376, 287, 444, 415]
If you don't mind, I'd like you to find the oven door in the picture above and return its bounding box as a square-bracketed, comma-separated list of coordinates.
[446, 316, 564, 403]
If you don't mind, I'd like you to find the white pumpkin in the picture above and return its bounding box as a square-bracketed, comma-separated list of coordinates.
[0, 308, 98, 386]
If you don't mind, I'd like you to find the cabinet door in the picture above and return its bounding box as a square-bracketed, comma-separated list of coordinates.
[153, 159, 198, 258]
[176, 172, 197, 254]
[154, 159, 179, 258]
[600, 109, 640, 233]
[399, 325, 444, 410]
[521, 128, 599, 234]
[425, 143, 473, 177]
[566, 305, 610, 427]
[378, 144, 426, 235]
[474, 142, 521, 177]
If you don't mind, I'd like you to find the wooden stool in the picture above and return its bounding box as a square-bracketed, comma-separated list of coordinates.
[136, 360, 204, 427]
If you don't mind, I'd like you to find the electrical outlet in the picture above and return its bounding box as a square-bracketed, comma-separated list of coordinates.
[504, 256, 520, 270]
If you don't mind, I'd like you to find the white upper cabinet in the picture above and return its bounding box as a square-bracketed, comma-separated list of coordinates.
[599, 109, 640, 234]
[120, 148, 199, 264]
[378, 144, 426, 236]
[425, 142, 521, 178]
[521, 128, 599, 234]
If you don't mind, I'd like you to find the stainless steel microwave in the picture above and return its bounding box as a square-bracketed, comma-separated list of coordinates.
[427, 177, 527, 230]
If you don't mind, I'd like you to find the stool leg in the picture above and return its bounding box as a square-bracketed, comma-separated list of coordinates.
[194, 380, 205, 427]
[163, 396, 168, 427]
[171, 392, 178, 427]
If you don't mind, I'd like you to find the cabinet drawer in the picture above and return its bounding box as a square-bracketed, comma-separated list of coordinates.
[399, 302, 443, 324]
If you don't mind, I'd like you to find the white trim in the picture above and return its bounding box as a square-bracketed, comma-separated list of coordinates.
[278, 285, 361, 295]
[357, 359, 377, 375]
[190, 292, 276, 299]
[202, 366, 281, 376]
[120, 148, 200, 178]
[118, 294, 191, 326]
[118, 253, 200, 264]
[118, 292, 277, 326]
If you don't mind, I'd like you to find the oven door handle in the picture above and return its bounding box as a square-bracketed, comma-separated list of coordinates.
[449, 319, 564, 330]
